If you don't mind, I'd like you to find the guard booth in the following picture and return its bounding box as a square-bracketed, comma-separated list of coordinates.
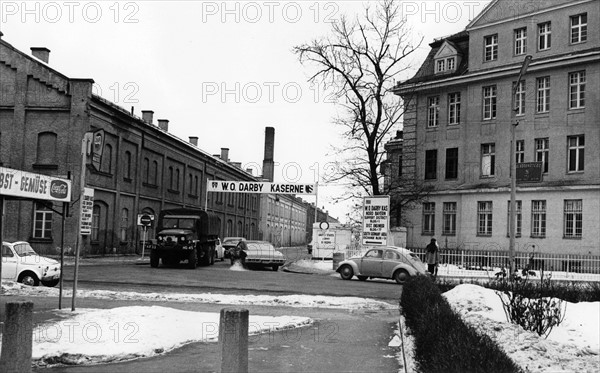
[310, 222, 354, 260]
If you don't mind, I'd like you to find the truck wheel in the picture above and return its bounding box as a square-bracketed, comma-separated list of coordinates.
[188, 249, 197, 269]
[150, 252, 159, 268]
[272, 265, 279, 271]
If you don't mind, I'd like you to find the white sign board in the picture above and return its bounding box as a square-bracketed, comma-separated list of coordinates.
[0, 166, 72, 202]
[80, 188, 94, 235]
[207, 180, 315, 195]
[362, 195, 390, 246]
[317, 230, 336, 249]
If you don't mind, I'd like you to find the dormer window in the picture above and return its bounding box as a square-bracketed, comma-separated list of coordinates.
[433, 40, 461, 75]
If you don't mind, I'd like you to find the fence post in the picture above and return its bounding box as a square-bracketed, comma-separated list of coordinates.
[0, 302, 34, 373]
[219, 308, 249, 373]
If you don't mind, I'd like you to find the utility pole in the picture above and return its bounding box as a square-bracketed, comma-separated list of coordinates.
[509, 55, 532, 277]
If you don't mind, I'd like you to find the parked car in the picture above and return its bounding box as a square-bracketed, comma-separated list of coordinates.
[336, 246, 427, 284]
[214, 238, 225, 261]
[222, 237, 244, 259]
[1, 241, 61, 287]
[238, 241, 286, 271]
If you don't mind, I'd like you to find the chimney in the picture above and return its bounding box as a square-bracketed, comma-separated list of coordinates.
[220, 148, 229, 162]
[396, 130, 403, 139]
[262, 127, 275, 182]
[142, 110, 154, 124]
[213, 154, 221, 159]
[157, 119, 169, 131]
[31, 47, 50, 63]
[232, 162, 242, 169]
[189, 136, 198, 146]
[246, 168, 253, 175]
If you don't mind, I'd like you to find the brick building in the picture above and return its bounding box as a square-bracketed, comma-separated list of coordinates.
[390, 0, 599, 255]
[0, 34, 260, 256]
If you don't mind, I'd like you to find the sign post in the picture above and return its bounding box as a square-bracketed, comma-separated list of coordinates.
[137, 213, 154, 259]
[362, 196, 390, 246]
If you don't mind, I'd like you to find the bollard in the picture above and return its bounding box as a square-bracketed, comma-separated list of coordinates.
[0, 302, 34, 373]
[219, 308, 249, 373]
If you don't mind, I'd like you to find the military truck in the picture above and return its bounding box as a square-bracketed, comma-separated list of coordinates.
[150, 208, 220, 269]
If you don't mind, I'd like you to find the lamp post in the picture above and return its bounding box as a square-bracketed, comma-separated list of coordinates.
[509, 55, 532, 277]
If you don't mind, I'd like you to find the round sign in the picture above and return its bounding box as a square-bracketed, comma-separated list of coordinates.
[319, 221, 329, 230]
[140, 214, 153, 226]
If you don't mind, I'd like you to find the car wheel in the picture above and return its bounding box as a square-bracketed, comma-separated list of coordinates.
[188, 249, 197, 269]
[272, 265, 279, 271]
[339, 265, 354, 280]
[150, 252, 159, 268]
[393, 269, 410, 284]
[42, 279, 60, 287]
[357, 276, 368, 281]
[18, 272, 39, 286]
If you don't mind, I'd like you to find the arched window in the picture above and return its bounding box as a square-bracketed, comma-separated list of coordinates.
[168, 166, 174, 189]
[124, 151, 132, 180]
[143, 158, 150, 183]
[237, 221, 243, 236]
[120, 208, 129, 241]
[152, 160, 158, 185]
[102, 144, 113, 174]
[227, 219, 233, 237]
[36, 132, 57, 165]
[92, 205, 101, 241]
[175, 168, 180, 190]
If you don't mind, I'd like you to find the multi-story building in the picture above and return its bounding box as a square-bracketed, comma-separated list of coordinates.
[0, 34, 260, 255]
[391, 0, 599, 255]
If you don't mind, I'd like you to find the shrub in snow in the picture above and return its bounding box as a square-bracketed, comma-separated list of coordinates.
[495, 272, 566, 338]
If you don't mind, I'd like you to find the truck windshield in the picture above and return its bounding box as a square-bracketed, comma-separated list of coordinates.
[162, 218, 195, 229]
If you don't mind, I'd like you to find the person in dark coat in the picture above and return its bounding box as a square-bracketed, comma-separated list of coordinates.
[232, 239, 248, 268]
[425, 238, 440, 277]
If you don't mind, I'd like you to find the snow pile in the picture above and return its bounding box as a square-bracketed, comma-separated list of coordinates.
[284, 259, 337, 275]
[443, 284, 600, 373]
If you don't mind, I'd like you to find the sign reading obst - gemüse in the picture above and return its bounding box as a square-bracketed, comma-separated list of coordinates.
[207, 180, 316, 195]
[0, 166, 72, 202]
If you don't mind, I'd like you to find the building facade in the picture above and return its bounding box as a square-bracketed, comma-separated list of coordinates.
[391, 0, 599, 255]
[0, 34, 260, 256]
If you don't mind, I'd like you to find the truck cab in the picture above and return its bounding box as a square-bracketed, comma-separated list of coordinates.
[150, 208, 220, 269]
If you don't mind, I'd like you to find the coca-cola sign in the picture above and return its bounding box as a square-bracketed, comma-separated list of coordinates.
[50, 180, 69, 199]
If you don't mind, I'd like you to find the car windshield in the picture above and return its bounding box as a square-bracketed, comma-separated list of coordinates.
[14, 243, 37, 257]
[162, 218, 195, 229]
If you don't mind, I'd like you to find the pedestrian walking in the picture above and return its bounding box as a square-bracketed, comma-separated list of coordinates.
[425, 238, 440, 278]
[232, 239, 248, 268]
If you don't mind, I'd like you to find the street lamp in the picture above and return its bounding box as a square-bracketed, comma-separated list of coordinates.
[509, 55, 532, 277]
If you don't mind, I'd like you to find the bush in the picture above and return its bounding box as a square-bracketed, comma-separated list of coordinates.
[495, 273, 566, 338]
[401, 276, 522, 373]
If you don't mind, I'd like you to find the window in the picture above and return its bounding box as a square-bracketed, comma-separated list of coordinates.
[514, 27, 527, 55]
[567, 135, 584, 172]
[569, 71, 586, 109]
[477, 201, 493, 236]
[92, 205, 101, 241]
[446, 57, 455, 70]
[175, 168, 180, 190]
[484, 34, 498, 61]
[33, 202, 53, 239]
[563, 200, 582, 238]
[535, 138, 549, 173]
[422, 202, 435, 235]
[445, 148, 458, 179]
[514, 81, 526, 116]
[481, 143, 495, 177]
[516, 140, 525, 164]
[570, 14, 587, 44]
[531, 200, 546, 238]
[188, 173, 193, 195]
[120, 208, 129, 241]
[448, 92, 461, 125]
[483, 86, 497, 120]
[152, 160, 158, 184]
[436, 59, 445, 73]
[425, 149, 438, 180]
[143, 158, 150, 183]
[124, 151, 132, 180]
[36, 132, 57, 165]
[427, 96, 440, 127]
[102, 144, 112, 174]
[168, 166, 174, 189]
[536, 77, 550, 113]
[507, 201, 522, 237]
[538, 22, 551, 50]
[442, 202, 456, 236]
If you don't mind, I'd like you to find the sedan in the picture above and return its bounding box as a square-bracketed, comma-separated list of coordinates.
[336, 246, 427, 284]
[244, 241, 286, 271]
[1, 241, 61, 286]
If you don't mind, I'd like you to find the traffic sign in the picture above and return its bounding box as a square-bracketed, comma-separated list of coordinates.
[137, 213, 154, 227]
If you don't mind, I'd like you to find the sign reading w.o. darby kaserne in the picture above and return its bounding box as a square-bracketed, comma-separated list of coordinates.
[207, 180, 316, 195]
[0, 166, 72, 202]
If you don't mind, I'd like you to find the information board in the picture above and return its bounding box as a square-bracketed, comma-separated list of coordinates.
[362, 195, 390, 246]
[0, 166, 71, 202]
[317, 230, 336, 249]
[80, 188, 94, 235]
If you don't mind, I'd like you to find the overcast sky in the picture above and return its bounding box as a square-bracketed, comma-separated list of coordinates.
[1, 1, 491, 221]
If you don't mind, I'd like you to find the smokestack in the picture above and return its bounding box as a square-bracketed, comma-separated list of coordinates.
[262, 127, 275, 182]
[220, 148, 229, 162]
[31, 47, 50, 63]
[157, 119, 169, 131]
[189, 137, 198, 146]
[142, 110, 154, 124]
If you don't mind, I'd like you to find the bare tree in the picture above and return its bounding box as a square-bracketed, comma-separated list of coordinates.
[294, 0, 422, 201]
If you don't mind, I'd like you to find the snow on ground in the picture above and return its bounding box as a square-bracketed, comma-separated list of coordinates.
[444, 284, 600, 373]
